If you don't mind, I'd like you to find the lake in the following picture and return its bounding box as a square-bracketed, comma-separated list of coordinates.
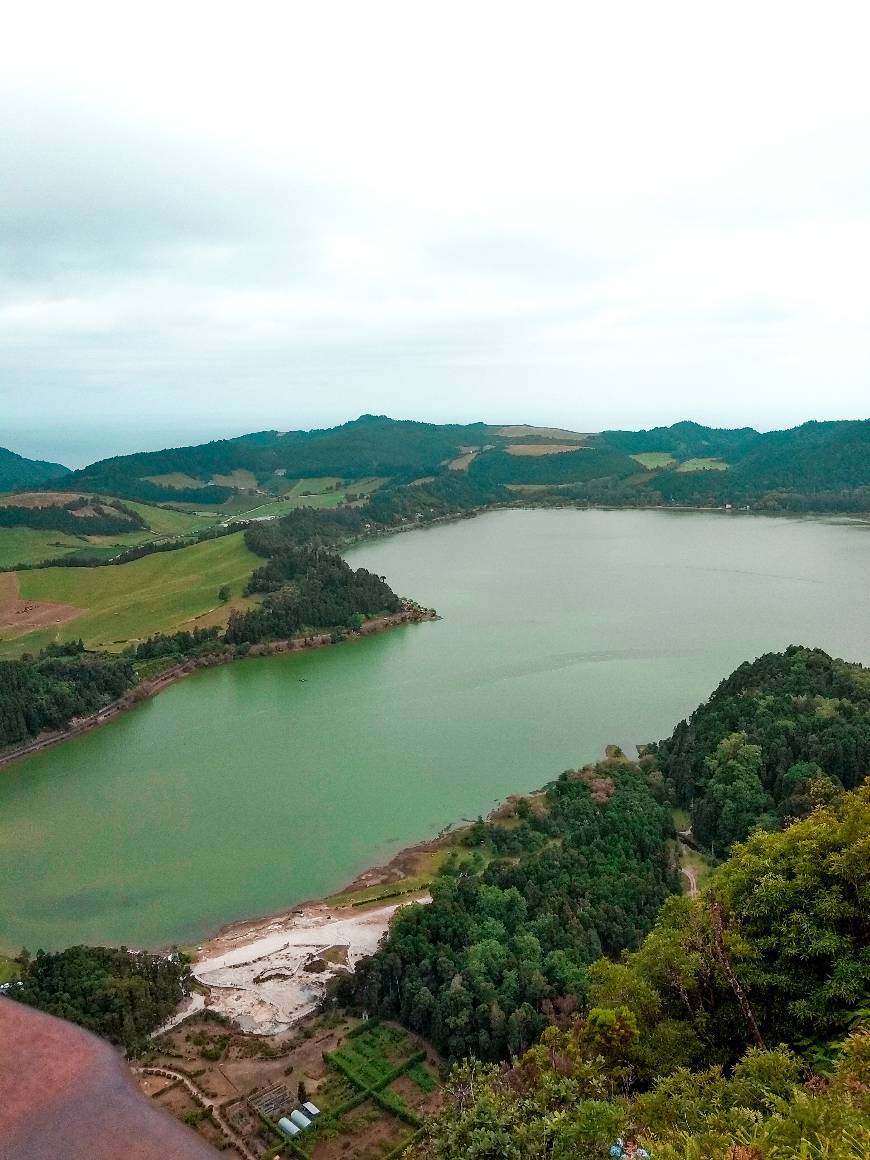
[2, 508, 869, 952]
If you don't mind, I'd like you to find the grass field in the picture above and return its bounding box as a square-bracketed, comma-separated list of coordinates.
[142, 472, 207, 489]
[505, 443, 584, 456]
[0, 500, 218, 569]
[631, 452, 677, 469]
[676, 457, 728, 472]
[211, 469, 259, 489]
[0, 954, 21, 984]
[2, 532, 258, 655]
[0, 528, 85, 568]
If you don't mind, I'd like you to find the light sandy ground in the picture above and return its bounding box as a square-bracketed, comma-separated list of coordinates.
[192, 898, 429, 1035]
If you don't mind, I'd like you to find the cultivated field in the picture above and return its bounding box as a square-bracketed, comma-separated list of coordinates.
[0, 532, 258, 656]
[143, 1013, 443, 1160]
[630, 452, 676, 469]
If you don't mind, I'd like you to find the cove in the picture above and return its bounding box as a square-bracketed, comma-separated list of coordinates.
[1, 508, 869, 953]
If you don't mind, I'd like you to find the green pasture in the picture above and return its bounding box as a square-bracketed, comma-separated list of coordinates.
[631, 452, 676, 469]
[5, 532, 258, 654]
[676, 457, 728, 472]
[0, 501, 216, 570]
[0, 528, 84, 569]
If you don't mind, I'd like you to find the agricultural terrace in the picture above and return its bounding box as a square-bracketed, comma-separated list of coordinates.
[142, 1013, 442, 1160]
[0, 532, 258, 657]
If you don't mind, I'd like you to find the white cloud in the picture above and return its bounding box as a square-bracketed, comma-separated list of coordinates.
[1, 0, 869, 462]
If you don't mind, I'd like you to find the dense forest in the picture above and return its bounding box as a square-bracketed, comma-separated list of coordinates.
[650, 646, 870, 854]
[351, 756, 679, 1061]
[413, 782, 870, 1159]
[0, 445, 69, 491]
[0, 641, 134, 748]
[10, 945, 190, 1055]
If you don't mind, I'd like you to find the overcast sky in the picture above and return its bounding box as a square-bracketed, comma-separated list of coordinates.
[2, 1, 870, 466]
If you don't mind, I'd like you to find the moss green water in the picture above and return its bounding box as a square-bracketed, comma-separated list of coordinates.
[2, 509, 869, 952]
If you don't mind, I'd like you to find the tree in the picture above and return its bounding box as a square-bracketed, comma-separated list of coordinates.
[691, 733, 768, 855]
[218, 584, 231, 602]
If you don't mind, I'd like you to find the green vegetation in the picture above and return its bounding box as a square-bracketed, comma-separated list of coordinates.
[0, 640, 134, 748]
[676, 456, 728, 472]
[0, 496, 146, 536]
[10, 531, 258, 652]
[9, 944, 190, 1055]
[351, 758, 678, 1061]
[650, 646, 870, 856]
[0, 953, 21, 984]
[0, 446, 69, 491]
[630, 452, 676, 469]
[412, 783, 870, 1158]
[18, 413, 870, 517]
[0, 527, 85, 568]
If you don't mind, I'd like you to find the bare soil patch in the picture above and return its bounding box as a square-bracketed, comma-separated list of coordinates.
[447, 451, 477, 470]
[0, 491, 86, 507]
[0, 572, 84, 637]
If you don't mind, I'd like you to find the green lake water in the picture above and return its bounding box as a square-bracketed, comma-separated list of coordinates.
[2, 508, 869, 953]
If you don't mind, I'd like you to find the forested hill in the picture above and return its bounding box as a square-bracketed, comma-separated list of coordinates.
[650, 645, 870, 855]
[24, 414, 870, 514]
[0, 446, 69, 491]
[46, 415, 498, 502]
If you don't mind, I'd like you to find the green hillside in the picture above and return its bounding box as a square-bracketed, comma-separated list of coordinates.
[0, 446, 69, 490]
[24, 414, 870, 516]
[1, 532, 258, 656]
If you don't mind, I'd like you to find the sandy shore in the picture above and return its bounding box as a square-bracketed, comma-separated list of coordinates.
[189, 896, 429, 1035]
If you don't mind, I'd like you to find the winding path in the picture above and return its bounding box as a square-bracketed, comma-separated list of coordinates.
[135, 1066, 258, 1160]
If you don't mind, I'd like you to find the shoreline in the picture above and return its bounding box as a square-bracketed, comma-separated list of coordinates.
[0, 603, 437, 771]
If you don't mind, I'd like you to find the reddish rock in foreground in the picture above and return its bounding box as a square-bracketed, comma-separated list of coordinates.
[0, 997, 220, 1160]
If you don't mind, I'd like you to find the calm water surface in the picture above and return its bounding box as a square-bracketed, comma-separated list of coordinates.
[2, 509, 869, 952]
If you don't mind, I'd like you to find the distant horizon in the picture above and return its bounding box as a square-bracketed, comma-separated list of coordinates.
[6, 410, 870, 472]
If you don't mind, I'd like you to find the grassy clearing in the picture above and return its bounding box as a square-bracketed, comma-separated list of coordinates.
[122, 502, 217, 537]
[631, 452, 676, 469]
[142, 472, 207, 489]
[324, 847, 447, 909]
[0, 528, 85, 568]
[211, 469, 259, 489]
[676, 457, 729, 472]
[0, 954, 21, 984]
[0, 501, 216, 569]
[680, 842, 715, 891]
[505, 443, 585, 456]
[6, 532, 258, 653]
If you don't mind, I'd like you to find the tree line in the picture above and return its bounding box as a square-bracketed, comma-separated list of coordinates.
[10, 945, 190, 1056]
[0, 641, 134, 748]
